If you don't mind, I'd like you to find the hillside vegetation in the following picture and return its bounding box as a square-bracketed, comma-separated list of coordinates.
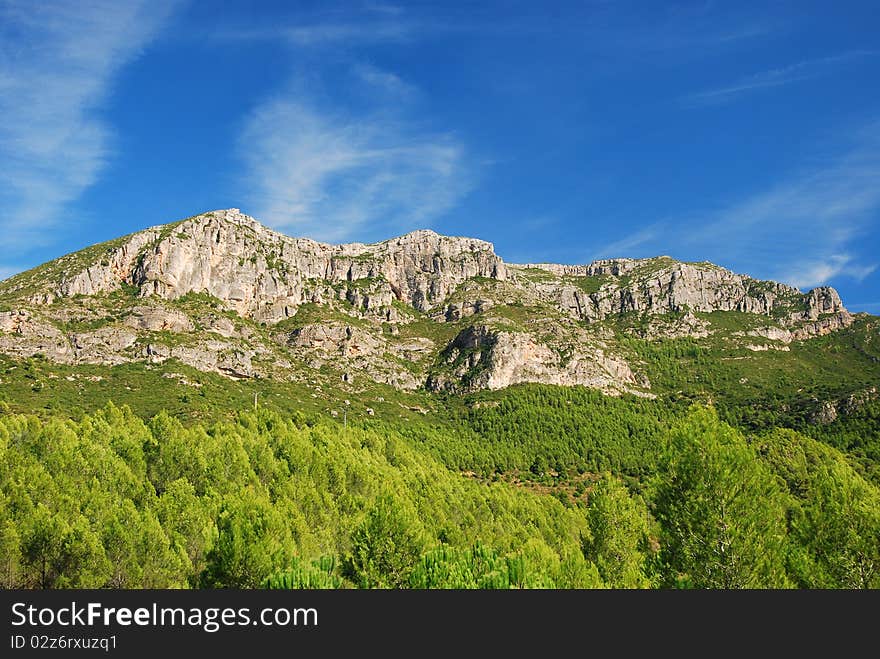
[1, 211, 878, 588]
[1, 403, 877, 589]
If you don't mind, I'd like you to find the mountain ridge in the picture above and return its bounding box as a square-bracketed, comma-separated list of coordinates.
[0, 208, 850, 289]
[0, 208, 863, 397]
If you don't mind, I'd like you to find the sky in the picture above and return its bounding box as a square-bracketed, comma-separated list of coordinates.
[1, 1, 879, 312]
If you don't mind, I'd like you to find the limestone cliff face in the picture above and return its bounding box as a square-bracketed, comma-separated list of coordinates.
[0, 208, 861, 393]
[427, 325, 649, 396]
[55, 209, 506, 321]
[17, 210, 850, 330]
[516, 258, 853, 332]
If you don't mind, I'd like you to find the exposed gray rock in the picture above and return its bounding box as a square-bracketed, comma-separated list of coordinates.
[50, 209, 506, 322]
[0, 209, 861, 397]
[742, 327, 794, 343]
[0, 310, 72, 362]
[391, 337, 435, 362]
[744, 344, 791, 352]
[812, 400, 839, 424]
[169, 340, 259, 379]
[429, 324, 649, 396]
[287, 323, 382, 358]
[514, 260, 853, 331]
[124, 306, 194, 332]
[808, 386, 878, 425]
[802, 287, 846, 319]
[59, 229, 164, 298]
[434, 299, 494, 322]
[790, 312, 853, 340]
[282, 322, 422, 389]
[841, 386, 879, 414]
[197, 314, 239, 338]
[71, 327, 138, 365]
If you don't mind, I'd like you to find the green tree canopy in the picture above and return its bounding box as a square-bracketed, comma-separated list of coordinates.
[653, 408, 790, 588]
[345, 494, 425, 588]
[582, 473, 653, 588]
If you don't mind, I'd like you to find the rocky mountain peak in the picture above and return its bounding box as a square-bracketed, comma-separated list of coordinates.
[0, 208, 862, 397]
[159, 208, 271, 242]
[10, 209, 506, 321]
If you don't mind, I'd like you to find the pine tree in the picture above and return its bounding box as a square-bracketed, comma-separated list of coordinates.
[345, 494, 424, 588]
[583, 473, 652, 588]
[653, 408, 790, 588]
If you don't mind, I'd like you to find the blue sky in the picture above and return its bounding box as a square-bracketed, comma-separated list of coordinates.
[1, 1, 879, 312]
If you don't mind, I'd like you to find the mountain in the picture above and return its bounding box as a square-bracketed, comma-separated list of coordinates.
[0, 208, 862, 400]
[2, 209, 879, 591]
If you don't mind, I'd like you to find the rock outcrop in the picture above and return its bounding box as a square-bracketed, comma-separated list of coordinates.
[515, 259, 853, 331]
[428, 324, 649, 396]
[48, 209, 506, 322]
[124, 306, 194, 333]
[0, 208, 861, 395]
[0, 310, 72, 362]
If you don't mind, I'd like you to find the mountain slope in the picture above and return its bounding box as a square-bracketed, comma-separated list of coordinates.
[0, 208, 868, 403]
[2, 209, 877, 591]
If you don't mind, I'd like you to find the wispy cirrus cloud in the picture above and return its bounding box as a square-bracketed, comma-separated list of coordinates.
[596, 224, 663, 259]
[686, 50, 879, 106]
[238, 91, 470, 243]
[594, 126, 880, 290]
[691, 136, 880, 288]
[363, 3, 404, 16]
[0, 0, 180, 249]
[218, 15, 416, 49]
[782, 255, 875, 291]
[282, 20, 412, 47]
[234, 7, 472, 243]
[351, 62, 417, 100]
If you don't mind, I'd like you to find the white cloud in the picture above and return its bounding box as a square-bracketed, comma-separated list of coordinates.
[595, 127, 880, 290]
[518, 216, 557, 232]
[686, 50, 878, 105]
[352, 62, 417, 99]
[277, 21, 413, 47]
[227, 9, 471, 243]
[364, 3, 404, 16]
[685, 140, 880, 288]
[783, 255, 876, 290]
[595, 224, 662, 259]
[0, 0, 179, 248]
[238, 93, 470, 242]
[213, 13, 423, 53]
